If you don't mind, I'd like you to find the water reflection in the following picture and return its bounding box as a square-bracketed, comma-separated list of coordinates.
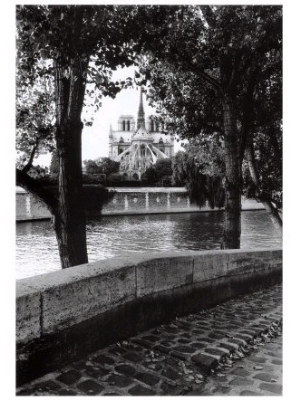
[16, 211, 281, 280]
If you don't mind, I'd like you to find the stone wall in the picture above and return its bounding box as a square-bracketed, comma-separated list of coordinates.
[16, 188, 51, 220]
[16, 187, 264, 221]
[16, 191, 28, 219]
[16, 248, 282, 385]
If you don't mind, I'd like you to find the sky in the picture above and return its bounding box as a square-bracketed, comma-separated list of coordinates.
[37, 66, 184, 167]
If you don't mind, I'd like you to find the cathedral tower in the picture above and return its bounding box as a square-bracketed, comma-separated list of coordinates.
[136, 87, 146, 129]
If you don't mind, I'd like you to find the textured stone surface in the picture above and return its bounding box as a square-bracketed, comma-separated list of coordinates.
[17, 284, 282, 396]
[193, 252, 230, 282]
[186, 331, 282, 396]
[16, 291, 41, 343]
[136, 255, 193, 297]
[56, 370, 81, 385]
[42, 265, 136, 333]
[76, 379, 104, 395]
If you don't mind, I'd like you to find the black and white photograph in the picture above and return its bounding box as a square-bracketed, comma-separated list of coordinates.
[11, 0, 288, 396]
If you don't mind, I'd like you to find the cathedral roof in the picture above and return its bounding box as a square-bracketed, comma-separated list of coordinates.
[136, 126, 147, 135]
[132, 125, 153, 142]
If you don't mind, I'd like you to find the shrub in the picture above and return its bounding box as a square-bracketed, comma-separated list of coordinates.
[107, 173, 125, 184]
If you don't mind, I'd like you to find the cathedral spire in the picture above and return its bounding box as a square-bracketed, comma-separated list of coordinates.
[137, 86, 145, 129]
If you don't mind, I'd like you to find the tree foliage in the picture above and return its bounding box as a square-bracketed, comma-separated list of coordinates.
[83, 157, 120, 176]
[142, 158, 173, 186]
[155, 159, 173, 181]
[173, 144, 225, 209]
[16, 71, 55, 172]
[142, 166, 158, 185]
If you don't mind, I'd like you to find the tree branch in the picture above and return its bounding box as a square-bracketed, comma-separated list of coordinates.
[197, 70, 222, 93]
[22, 142, 39, 174]
[187, 61, 222, 93]
[16, 168, 58, 214]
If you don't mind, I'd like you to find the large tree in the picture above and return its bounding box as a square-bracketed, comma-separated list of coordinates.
[16, 5, 144, 268]
[136, 5, 282, 248]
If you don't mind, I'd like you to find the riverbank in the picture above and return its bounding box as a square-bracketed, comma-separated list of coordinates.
[16, 186, 265, 221]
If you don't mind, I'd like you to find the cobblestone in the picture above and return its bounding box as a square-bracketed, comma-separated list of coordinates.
[186, 330, 282, 396]
[56, 370, 81, 385]
[16, 283, 282, 396]
[76, 379, 104, 395]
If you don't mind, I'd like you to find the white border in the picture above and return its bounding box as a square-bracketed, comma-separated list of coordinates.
[2, 1, 299, 398]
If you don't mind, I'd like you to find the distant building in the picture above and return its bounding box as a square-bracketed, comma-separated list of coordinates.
[108, 88, 174, 180]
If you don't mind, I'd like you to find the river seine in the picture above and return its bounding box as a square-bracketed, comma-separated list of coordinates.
[16, 210, 281, 280]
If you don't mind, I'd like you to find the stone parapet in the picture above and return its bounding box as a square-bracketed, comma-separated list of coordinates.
[16, 248, 282, 385]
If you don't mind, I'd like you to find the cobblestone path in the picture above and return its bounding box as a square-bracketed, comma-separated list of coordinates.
[17, 283, 282, 396]
[186, 333, 282, 396]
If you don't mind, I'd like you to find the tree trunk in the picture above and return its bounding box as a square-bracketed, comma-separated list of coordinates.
[53, 57, 88, 268]
[53, 120, 88, 268]
[222, 93, 242, 249]
[245, 141, 282, 233]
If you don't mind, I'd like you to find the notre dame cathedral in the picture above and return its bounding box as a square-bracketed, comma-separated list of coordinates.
[108, 89, 174, 180]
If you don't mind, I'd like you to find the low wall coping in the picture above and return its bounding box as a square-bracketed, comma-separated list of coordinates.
[17, 248, 282, 297]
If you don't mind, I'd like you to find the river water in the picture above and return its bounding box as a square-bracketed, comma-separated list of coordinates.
[16, 211, 281, 280]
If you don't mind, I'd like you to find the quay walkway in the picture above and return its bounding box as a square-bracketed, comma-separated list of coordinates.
[16, 283, 282, 396]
